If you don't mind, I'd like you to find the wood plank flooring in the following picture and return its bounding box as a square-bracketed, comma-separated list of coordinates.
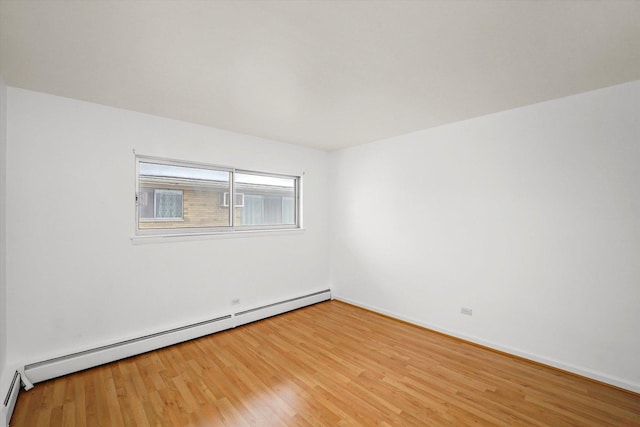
[11, 300, 640, 426]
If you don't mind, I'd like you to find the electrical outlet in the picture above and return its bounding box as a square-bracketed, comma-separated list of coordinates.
[461, 307, 473, 316]
[231, 299, 240, 305]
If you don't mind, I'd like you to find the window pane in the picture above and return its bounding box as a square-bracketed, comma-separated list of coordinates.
[241, 195, 264, 225]
[138, 188, 155, 219]
[282, 197, 295, 225]
[138, 161, 231, 229]
[235, 173, 296, 226]
[136, 157, 300, 235]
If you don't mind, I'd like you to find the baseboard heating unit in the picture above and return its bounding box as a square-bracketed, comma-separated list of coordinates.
[234, 289, 330, 327]
[23, 289, 331, 386]
[1, 371, 21, 427]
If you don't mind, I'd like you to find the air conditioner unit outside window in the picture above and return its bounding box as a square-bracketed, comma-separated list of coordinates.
[223, 192, 245, 207]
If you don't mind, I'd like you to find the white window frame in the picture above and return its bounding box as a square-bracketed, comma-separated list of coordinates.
[134, 154, 302, 238]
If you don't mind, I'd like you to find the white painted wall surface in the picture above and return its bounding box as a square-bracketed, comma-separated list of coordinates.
[0, 77, 8, 400]
[330, 81, 640, 392]
[5, 88, 330, 369]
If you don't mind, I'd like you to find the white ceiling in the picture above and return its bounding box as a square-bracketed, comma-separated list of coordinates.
[1, 1, 639, 151]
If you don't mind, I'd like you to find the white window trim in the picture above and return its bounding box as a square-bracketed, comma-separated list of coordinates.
[133, 154, 304, 241]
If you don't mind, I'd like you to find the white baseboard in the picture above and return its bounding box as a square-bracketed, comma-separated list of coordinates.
[335, 295, 640, 394]
[235, 289, 331, 327]
[1, 371, 21, 427]
[23, 289, 331, 386]
[24, 315, 235, 384]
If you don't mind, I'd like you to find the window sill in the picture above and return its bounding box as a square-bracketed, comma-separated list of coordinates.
[130, 228, 306, 244]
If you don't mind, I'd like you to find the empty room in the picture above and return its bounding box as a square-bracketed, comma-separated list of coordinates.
[1, 0, 639, 425]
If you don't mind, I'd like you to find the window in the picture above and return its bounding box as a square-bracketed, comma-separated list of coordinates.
[154, 189, 183, 220]
[139, 189, 184, 220]
[136, 156, 301, 236]
[236, 172, 297, 226]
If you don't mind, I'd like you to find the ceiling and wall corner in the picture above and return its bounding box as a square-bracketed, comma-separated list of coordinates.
[0, 0, 639, 151]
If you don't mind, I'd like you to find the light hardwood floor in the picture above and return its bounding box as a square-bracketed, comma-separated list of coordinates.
[11, 300, 640, 426]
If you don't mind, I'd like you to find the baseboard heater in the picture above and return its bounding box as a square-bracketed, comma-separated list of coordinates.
[23, 289, 331, 385]
[1, 371, 20, 427]
[234, 289, 330, 327]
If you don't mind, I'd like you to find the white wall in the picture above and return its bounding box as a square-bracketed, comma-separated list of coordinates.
[5, 88, 330, 369]
[4, 81, 639, 395]
[0, 78, 8, 396]
[330, 81, 640, 392]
